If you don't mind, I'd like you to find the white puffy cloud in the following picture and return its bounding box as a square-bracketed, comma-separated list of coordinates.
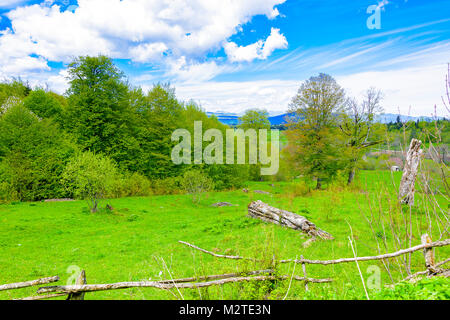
[225, 28, 288, 62]
[166, 56, 228, 83]
[0, 0, 286, 78]
[129, 42, 168, 63]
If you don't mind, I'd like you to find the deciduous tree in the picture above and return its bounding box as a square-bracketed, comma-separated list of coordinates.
[286, 73, 346, 189]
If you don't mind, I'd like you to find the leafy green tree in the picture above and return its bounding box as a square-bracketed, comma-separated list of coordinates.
[236, 109, 271, 181]
[134, 83, 185, 178]
[62, 151, 119, 212]
[238, 109, 271, 130]
[0, 80, 31, 115]
[286, 73, 346, 189]
[23, 89, 65, 120]
[63, 55, 140, 171]
[0, 103, 76, 201]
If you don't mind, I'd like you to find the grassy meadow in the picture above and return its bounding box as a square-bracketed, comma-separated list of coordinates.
[0, 170, 448, 300]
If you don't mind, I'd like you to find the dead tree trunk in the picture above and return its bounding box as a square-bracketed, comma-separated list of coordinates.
[248, 201, 334, 240]
[399, 139, 423, 205]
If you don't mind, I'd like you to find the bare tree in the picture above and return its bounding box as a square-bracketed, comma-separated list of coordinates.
[340, 88, 384, 184]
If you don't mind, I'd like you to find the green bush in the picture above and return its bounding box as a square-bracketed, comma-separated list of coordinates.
[152, 176, 184, 195]
[61, 151, 120, 212]
[182, 169, 214, 203]
[204, 164, 247, 191]
[121, 172, 152, 197]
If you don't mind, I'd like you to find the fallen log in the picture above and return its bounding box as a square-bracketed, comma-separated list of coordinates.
[0, 276, 59, 291]
[247, 201, 333, 240]
[399, 139, 423, 205]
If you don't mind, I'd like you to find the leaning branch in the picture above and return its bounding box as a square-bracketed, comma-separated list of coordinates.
[158, 269, 273, 284]
[179, 239, 450, 266]
[178, 241, 251, 261]
[280, 239, 450, 265]
[0, 276, 60, 291]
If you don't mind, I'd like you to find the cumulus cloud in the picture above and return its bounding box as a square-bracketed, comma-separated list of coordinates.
[129, 42, 168, 63]
[224, 28, 288, 63]
[165, 56, 229, 83]
[0, 0, 286, 79]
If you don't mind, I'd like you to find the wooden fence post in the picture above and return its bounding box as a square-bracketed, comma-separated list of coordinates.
[421, 234, 437, 274]
[67, 270, 86, 300]
[300, 255, 308, 292]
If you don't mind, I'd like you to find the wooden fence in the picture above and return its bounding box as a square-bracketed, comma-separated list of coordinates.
[1, 234, 448, 300]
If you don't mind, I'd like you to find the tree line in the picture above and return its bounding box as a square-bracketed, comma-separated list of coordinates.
[0, 56, 247, 207]
[1, 55, 448, 206]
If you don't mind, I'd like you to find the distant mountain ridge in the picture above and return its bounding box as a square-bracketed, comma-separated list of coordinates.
[207, 111, 443, 127]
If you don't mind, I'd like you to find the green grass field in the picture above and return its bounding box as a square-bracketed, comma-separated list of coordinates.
[0, 170, 448, 300]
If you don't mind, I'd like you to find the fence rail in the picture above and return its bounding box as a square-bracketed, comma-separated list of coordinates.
[2, 234, 448, 300]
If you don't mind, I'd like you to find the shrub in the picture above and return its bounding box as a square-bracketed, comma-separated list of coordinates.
[152, 176, 184, 195]
[122, 172, 152, 197]
[291, 180, 311, 197]
[182, 169, 214, 203]
[204, 164, 247, 191]
[62, 151, 120, 212]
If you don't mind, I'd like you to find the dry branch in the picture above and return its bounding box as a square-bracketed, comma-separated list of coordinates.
[158, 269, 273, 284]
[0, 276, 59, 291]
[179, 241, 250, 261]
[400, 258, 450, 283]
[179, 239, 450, 266]
[15, 293, 67, 301]
[281, 239, 450, 265]
[37, 275, 332, 295]
[247, 201, 334, 239]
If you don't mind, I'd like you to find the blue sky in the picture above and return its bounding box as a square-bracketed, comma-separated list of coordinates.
[0, 0, 449, 116]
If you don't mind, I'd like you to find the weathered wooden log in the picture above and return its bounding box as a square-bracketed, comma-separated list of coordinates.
[399, 139, 423, 205]
[37, 275, 333, 295]
[15, 293, 68, 301]
[247, 201, 334, 240]
[158, 269, 273, 284]
[0, 276, 59, 291]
